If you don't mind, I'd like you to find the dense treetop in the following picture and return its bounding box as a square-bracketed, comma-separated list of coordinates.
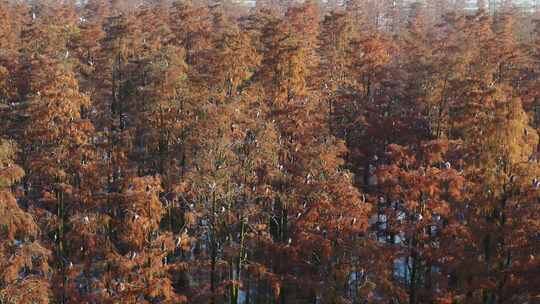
[0, 0, 539, 303]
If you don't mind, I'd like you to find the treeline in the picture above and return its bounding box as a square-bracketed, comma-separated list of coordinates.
[0, 0, 539, 303]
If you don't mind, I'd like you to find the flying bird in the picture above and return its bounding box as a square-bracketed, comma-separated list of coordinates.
[444, 161, 451, 170]
[533, 178, 540, 189]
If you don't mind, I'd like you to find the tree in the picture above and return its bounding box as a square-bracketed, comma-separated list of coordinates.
[0, 0, 24, 105]
[458, 85, 540, 303]
[376, 140, 469, 303]
[253, 8, 371, 302]
[169, 0, 211, 67]
[0, 139, 52, 304]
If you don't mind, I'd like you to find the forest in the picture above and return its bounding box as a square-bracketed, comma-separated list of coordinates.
[0, 0, 539, 303]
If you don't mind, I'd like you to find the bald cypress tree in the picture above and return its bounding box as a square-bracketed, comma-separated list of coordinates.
[458, 85, 540, 303]
[253, 7, 371, 302]
[0, 139, 52, 304]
